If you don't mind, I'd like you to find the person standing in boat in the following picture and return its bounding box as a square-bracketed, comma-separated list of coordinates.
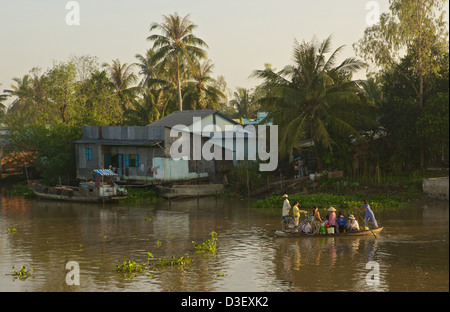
[327, 207, 338, 233]
[292, 201, 301, 227]
[282, 194, 291, 223]
[311, 206, 323, 235]
[346, 215, 360, 232]
[357, 199, 379, 229]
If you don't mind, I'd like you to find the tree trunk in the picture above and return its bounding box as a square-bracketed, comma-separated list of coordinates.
[419, 74, 425, 170]
[177, 59, 183, 111]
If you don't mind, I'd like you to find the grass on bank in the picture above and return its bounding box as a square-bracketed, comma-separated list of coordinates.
[252, 193, 407, 212]
[119, 187, 164, 204]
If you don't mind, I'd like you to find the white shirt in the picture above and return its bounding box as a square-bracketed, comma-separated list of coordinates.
[282, 199, 291, 216]
[346, 219, 360, 231]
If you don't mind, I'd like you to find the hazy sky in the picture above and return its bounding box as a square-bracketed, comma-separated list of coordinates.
[1, 0, 443, 105]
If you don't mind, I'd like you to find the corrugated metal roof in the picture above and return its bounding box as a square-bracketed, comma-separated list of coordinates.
[147, 110, 239, 128]
[94, 169, 117, 176]
[74, 139, 163, 146]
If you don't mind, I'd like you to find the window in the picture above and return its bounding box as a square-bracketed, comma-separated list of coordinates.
[125, 154, 139, 167]
[85, 148, 92, 161]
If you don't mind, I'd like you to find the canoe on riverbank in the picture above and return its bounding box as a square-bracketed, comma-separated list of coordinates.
[274, 227, 384, 237]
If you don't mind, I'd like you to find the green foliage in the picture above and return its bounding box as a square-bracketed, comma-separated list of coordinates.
[155, 256, 193, 269]
[418, 92, 449, 156]
[5, 123, 81, 185]
[192, 231, 218, 254]
[116, 251, 193, 279]
[252, 193, 405, 211]
[252, 35, 375, 168]
[116, 259, 147, 277]
[6, 182, 37, 199]
[120, 187, 163, 204]
[12, 266, 34, 281]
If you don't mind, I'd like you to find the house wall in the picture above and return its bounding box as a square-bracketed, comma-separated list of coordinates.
[75, 113, 240, 183]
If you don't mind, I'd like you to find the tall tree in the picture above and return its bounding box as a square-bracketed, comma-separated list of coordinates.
[0, 84, 10, 118]
[354, 0, 449, 169]
[184, 59, 226, 110]
[4, 69, 48, 124]
[135, 48, 159, 88]
[148, 13, 208, 111]
[229, 87, 259, 119]
[252, 35, 373, 169]
[102, 59, 138, 111]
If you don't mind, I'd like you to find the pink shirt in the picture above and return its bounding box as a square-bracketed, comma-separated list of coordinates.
[329, 212, 337, 226]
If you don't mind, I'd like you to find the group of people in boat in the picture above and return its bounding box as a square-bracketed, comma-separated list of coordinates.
[282, 194, 379, 234]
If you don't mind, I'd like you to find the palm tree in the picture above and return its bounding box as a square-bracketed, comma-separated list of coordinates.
[102, 59, 138, 110]
[148, 13, 208, 111]
[252, 35, 372, 169]
[184, 59, 226, 110]
[229, 87, 259, 119]
[0, 84, 9, 115]
[135, 48, 160, 88]
[4, 71, 48, 123]
[124, 88, 166, 125]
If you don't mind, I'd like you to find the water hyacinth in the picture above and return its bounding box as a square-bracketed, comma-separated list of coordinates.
[252, 193, 405, 211]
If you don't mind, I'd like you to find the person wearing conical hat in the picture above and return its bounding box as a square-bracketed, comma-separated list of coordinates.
[327, 206, 338, 233]
[346, 214, 360, 232]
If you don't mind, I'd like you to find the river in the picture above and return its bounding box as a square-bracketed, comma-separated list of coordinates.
[0, 191, 448, 292]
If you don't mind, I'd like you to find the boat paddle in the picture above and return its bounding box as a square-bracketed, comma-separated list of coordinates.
[354, 209, 377, 238]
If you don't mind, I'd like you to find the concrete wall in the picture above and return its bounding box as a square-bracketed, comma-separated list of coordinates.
[423, 177, 449, 200]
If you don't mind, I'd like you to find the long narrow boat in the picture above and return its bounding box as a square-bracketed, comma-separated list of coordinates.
[156, 183, 224, 199]
[274, 227, 384, 237]
[28, 169, 128, 203]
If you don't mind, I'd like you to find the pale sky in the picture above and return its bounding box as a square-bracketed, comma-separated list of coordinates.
[1, 0, 444, 107]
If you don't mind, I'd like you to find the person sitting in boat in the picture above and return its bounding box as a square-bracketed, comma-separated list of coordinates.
[324, 214, 329, 228]
[302, 221, 311, 234]
[337, 211, 346, 233]
[346, 215, 360, 232]
[311, 206, 323, 235]
[282, 194, 291, 223]
[327, 206, 338, 233]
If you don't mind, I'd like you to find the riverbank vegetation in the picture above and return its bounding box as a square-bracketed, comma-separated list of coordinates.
[1, 3, 448, 188]
[253, 193, 405, 211]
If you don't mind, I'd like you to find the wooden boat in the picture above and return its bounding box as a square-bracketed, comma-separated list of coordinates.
[28, 169, 128, 203]
[274, 227, 384, 237]
[156, 183, 224, 199]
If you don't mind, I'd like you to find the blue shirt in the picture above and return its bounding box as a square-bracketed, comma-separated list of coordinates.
[337, 216, 346, 226]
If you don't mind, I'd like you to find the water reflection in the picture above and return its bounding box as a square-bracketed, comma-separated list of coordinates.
[0, 193, 448, 292]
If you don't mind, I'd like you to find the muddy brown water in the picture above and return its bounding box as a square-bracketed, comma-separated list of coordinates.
[0, 193, 448, 292]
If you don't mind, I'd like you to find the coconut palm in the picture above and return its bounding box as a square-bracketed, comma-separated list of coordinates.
[135, 48, 160, 88]
[0, 84, 9, 114]
[4, 71, 49, 123]
[148, 13, 208, 111]
[124, 88, 166, 126]
[102, 59, 138, 110]
[183, 59, 226, 110]
[252, 35, 372, 169]
[229, 87, 260, 119]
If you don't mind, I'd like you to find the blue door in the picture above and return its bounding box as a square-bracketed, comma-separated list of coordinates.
[118, 154, 124, 178]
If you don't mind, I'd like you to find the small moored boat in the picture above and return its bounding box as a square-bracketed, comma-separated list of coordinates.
[156, 183, 224, 199]
[28, 169, 128, 203]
